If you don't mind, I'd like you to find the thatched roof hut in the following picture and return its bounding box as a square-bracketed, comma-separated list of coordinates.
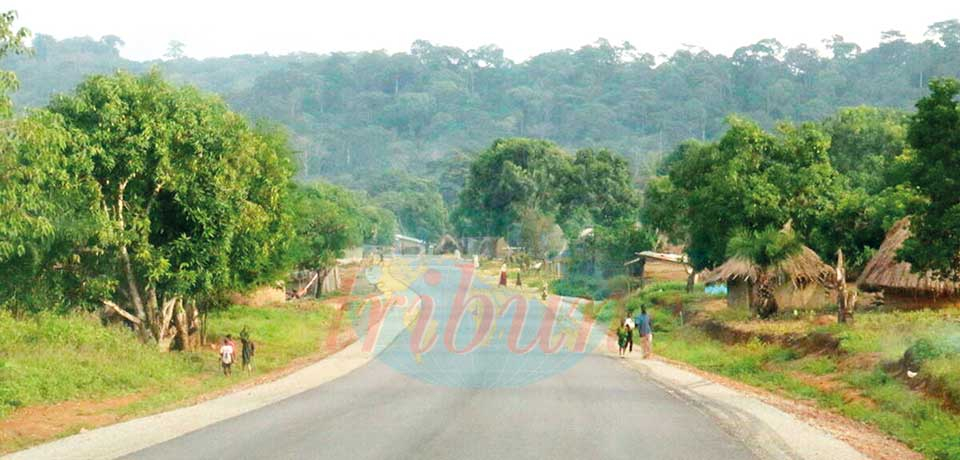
[434, 234, 462, 255]
[702, 245, 835, 287]
[857, 218, 960, 297]
[703, 244, 836, 310]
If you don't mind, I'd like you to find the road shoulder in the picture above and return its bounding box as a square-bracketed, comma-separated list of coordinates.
[615, 352, 869, 460]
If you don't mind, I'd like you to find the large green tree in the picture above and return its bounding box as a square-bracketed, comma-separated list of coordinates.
[454, 138, 571, 237]
[644, 117, 845, 271]
[44, 71, 295, 346]
[900, 78, 960, 279]
[455, 138, 641, 240]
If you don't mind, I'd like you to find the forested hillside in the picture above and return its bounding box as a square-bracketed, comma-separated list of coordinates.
[3, 20, 960, 183]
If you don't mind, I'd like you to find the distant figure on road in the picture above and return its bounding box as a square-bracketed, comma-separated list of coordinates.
[219, 338, 235, 376]
[473, 254, 480, 269]
[240, 327, 256, 372]
[515, 271, 522, 287]
[617, 324, 630, 357]
[635, 306, 654, 359]
[623, 317, 635, 353]
[499, 263, 508, 287]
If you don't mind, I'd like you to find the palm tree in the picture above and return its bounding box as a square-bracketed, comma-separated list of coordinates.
[726, 226, 803, 319]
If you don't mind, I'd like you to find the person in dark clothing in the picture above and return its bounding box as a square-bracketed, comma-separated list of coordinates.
[616, 325, 629, 357]
[623, 317, 635, 353]
[240, 327, 256, 372]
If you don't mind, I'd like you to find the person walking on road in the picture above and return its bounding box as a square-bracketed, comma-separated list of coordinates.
[623, 316, 635, 353]
[617, 324, 630, 357]
[635, 306, 654, 358]
[219, 338, 235, 376]
[499, 263, 508, 288]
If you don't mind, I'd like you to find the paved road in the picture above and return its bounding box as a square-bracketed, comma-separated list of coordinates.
[125, 258, 756, 460]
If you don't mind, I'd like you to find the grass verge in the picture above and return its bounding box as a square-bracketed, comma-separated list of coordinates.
[612, 280, 960, 459]
[0, 301, 339, 453]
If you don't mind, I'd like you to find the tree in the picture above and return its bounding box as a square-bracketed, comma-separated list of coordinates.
[165, 40, 185, 60]
[644, 117, 845, 271]
[45, 71, 294, 347]
[0, 110, 109, 314]
[726, 227, 803, 318]
[0, 10, 29, 118]
[559, 148, 641, 229]
[364, 171, 448, 242]
[455, 138, 571, 237]
[900, 78, 960, 280]
[455, 138, 641, 241]
[820, 107, 909, 193]
[517, 207, 566, 260]
[287, 182, 366, 274]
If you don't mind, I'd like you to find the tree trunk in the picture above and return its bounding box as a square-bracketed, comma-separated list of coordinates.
[835, 249, 856, 324]
[752, 272, 778, 319]
[685, 269, 696, 293]
[173, 301, 190, 351]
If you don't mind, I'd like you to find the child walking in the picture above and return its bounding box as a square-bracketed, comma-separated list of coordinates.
[219, 337, 235, 376]
[617, 324, 629, 357]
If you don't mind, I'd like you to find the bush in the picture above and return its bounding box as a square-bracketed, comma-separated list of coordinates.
[549, 275, 608, 300]
[605, 275, 638, 297]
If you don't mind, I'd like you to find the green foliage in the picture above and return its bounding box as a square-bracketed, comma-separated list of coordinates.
[645, 117, 844, 270]
[726, 226, 803, 268]
[821, 107, 910, 193]
[578, 219, 656, 276]
[363, 171, 447, 241]
[0, 110, 110, 312]
[455, 138, 572, 237]
[288, 181, 388, 270]
[900, 78, 960, 279]
[455, 138, 641, 241]
[43, 71, 295, 317]
[0, 10, 30, 118]
[8, 28, 960, 185]
[517, 207, 566, 259]
[548, 275, 609, 300]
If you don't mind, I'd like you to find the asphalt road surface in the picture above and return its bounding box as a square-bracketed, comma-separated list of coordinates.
[125, 258, 757, 460]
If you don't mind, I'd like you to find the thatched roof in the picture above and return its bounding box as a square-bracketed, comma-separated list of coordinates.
[435, 234, 461, 254]
[857, 218, 960, 296]
[702, 245, 835, 287]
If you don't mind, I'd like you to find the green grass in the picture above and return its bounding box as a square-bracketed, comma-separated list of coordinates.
[631, 284, 960, 460]
[0, 303, 337, 451]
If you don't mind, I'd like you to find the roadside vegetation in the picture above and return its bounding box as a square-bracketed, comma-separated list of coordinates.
[0, 300, 340, 453]
[601, 279, 960, 459]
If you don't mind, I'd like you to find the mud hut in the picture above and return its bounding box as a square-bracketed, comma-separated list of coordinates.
[857, 218, 960, 306]
[703, 245, 836, 310]
[434, 234, 462, 255]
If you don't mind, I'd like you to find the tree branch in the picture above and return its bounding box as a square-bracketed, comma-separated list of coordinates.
[103, 300, 142, 325]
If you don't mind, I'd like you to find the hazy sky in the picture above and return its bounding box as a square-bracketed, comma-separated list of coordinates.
[6, 0, 959, 62]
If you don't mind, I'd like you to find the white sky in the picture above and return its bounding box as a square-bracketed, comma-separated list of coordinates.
[6, 0, 959, 62]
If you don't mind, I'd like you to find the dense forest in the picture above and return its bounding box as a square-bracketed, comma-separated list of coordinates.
[3, 20, 960, 185]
